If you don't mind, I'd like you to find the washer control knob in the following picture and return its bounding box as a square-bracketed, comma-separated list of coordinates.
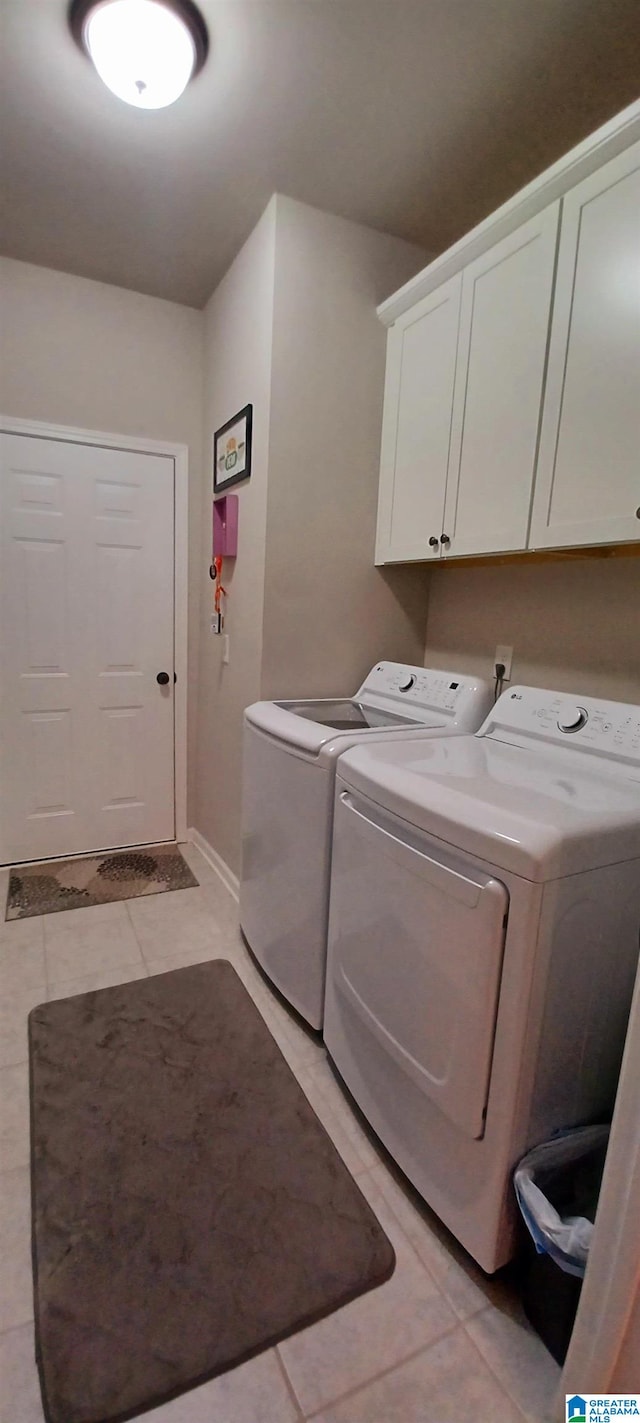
[399, 674, 416, 692]
[557, 704, 588, 733]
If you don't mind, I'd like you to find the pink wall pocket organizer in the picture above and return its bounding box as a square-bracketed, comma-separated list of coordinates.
[212, 494, 238, 559]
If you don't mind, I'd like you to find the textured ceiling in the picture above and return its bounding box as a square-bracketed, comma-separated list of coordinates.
[1, 0, 639, 307]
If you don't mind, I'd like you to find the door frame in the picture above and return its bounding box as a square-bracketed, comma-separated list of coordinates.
[559, 953, 640, 1395]
[0, 415, 189, 849]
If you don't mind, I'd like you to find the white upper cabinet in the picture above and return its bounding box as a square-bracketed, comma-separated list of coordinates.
[375, 274, 461, 563]
[443, 203, 560, 557]
[375, 207, 559, 565]
[375, 104, 640, 566]
[530, 142, 640, 549]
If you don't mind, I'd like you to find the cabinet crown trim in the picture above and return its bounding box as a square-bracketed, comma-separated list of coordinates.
[377, 99, 640, 328]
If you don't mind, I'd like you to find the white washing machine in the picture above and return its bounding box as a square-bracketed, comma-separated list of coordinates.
[240, 663, 492, 1029]
[324, 686, 640, 1272]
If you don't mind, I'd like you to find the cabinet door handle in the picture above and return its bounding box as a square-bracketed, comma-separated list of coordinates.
[428, 535, 439, 548]
[440, 533, 451, 546]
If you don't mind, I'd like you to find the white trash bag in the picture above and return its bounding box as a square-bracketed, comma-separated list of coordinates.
[514, 1125, 610, 1278]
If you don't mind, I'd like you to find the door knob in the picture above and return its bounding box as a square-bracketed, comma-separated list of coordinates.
[440, 533, 451, 547]
[428, 536, 439, 548]
[156, 672, 170, 685]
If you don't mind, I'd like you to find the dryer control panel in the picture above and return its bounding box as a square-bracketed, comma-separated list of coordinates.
[483, 686, 640, 769]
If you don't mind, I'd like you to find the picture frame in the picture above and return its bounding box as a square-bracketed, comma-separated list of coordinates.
[213, 404, 253, 493]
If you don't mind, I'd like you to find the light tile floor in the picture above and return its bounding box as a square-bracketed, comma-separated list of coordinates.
[0, 843, 562, 1423]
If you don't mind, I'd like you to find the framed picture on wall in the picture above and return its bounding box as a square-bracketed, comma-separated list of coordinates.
[213, 405, 253, 493]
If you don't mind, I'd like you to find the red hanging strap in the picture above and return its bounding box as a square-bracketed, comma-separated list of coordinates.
[213, 554, 226, 614]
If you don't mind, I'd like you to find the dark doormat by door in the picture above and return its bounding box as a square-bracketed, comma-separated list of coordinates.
[29, 960, 394, 1423]
[6, 844, 198, 920]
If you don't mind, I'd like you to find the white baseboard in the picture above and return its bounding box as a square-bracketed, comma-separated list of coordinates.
[187, 827, 239, 901]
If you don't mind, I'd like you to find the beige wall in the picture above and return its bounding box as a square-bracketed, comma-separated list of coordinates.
[424, 555, 640, 702]
[192, 195, 430, 876]
[0, 257, 203, 446]
[262, 196, 429, 701]
[0, 256, 204, 817]
[193, 202, 277, 872]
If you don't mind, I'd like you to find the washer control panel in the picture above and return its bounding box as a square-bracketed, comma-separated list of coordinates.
[358, 662, 484, 715]
[483, 685, 640, 765]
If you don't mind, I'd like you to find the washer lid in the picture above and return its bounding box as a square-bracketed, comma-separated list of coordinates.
[244, 698, 447, 757]
[276, 699, 420, 731]
[336, 735, 640, 881]
[244, 663, 492, 758]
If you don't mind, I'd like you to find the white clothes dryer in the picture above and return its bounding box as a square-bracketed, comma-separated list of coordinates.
[324, 686, 640, 1272]
[240, 663, 492, 1029]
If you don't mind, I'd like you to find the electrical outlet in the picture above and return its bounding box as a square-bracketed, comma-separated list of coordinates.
[494, 644, 513, 681]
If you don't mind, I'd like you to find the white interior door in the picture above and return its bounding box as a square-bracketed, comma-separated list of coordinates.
[0, 432, 175, 864]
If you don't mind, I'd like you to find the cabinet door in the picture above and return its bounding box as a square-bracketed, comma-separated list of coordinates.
[375, 274, 461, 564]
[442, 204, 560, 558]
[530, 142, 640, 549]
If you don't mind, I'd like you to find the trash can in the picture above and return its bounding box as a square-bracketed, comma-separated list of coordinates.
[514, 1125, 610, 1364]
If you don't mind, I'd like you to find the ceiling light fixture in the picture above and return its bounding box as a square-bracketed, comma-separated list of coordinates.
[69, 0, 209, 110]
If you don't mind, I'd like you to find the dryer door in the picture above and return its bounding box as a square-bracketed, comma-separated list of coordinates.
[330, 788, 508, 1139]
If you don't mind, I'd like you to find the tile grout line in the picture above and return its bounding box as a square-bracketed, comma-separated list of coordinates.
[459, 1315, 544, 1423]
[305, 1068, 382, 1176]
[274, 1345, 305, 1421]
[298, 1318, 464, 1421]
[363, 1160, 501, 1328]
[352, 1159, 462, 1299]
[40, 914, 50, 1001]
[260, 1040, 481, 1418]
[123, 899, 150, 974]
[291, 1085, 371, 1180]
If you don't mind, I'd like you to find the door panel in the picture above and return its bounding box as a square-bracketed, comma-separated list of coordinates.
[22, 540, 68, 669]
[100, 706, 145, 810]
[443, 203, 560, 557]
[331, 789, 508, 1139]
[0, 432, 175, 863]
[27, 711, 74, 820]
[97, 545, 142, 668]
[376, 275, 461, 563]
[530, 142, 640, 548]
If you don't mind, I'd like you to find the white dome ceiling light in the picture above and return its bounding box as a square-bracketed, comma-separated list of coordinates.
[69, 0, 209, 110]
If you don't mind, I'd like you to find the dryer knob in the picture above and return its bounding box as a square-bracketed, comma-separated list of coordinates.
[399, 675, 416, 692]
[557, 704, 588, 733]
